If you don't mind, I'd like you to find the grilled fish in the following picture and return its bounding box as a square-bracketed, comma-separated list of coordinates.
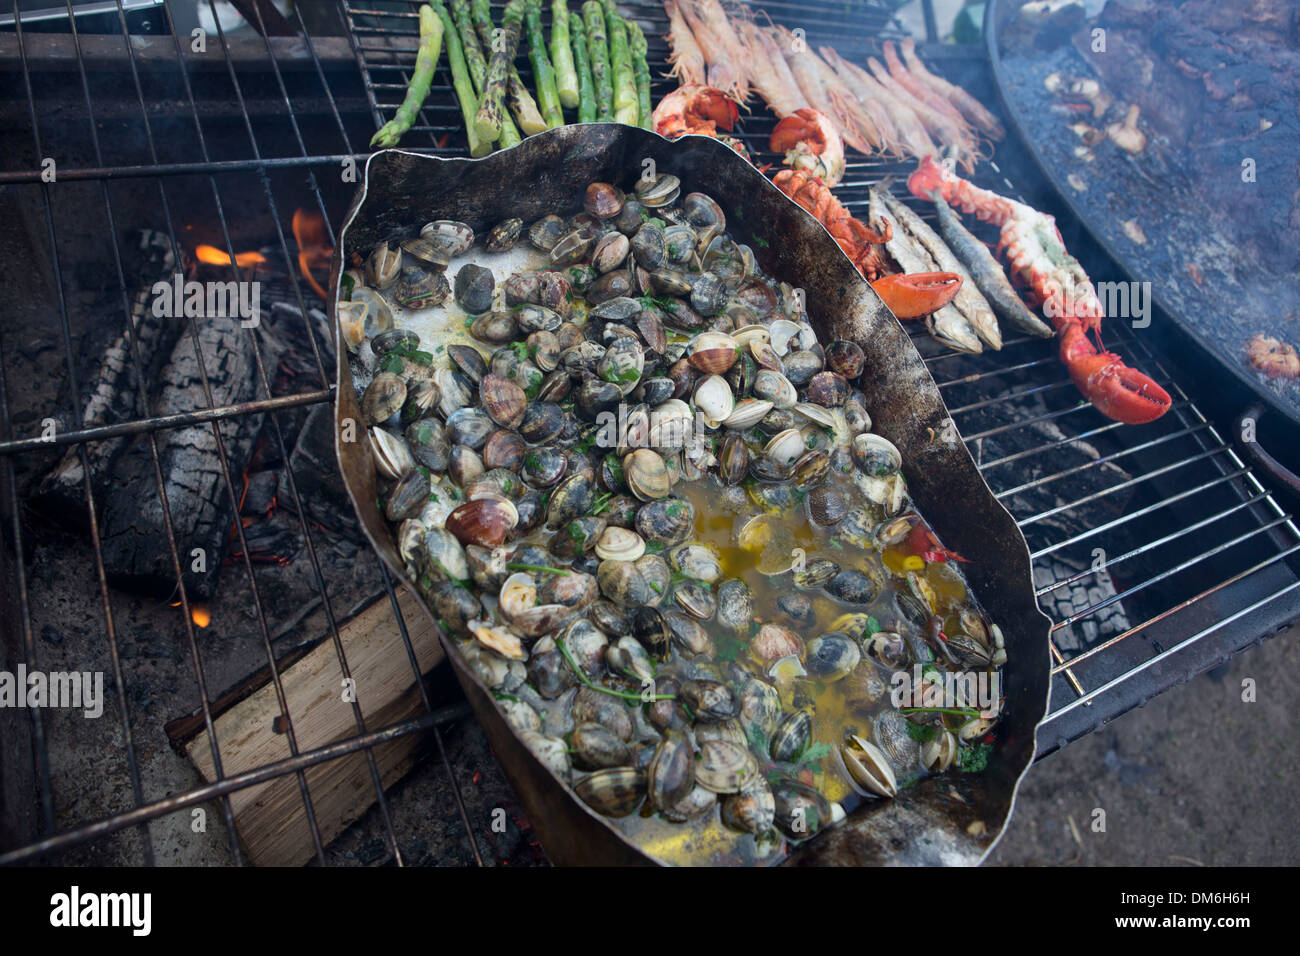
[930, 195, 1054, 338]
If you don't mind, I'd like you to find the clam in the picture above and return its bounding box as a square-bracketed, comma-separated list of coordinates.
[824, 340, 865, 379]
[721, 783, 776, 834]
[692, 375, 734, 429]
[768, 319, 803, 356]
[606, 635, 655, 685]
[763, 428, 806, 468]
[865, 631, 910, 669]
[597, 559, 655, 608]
[445, 496, 519, 548]
[385, 468, 430, 522]
[673, 581, 716, 620]
[575, 767, 645, 817]
[454, 263, 495, 314]
[370, 426, 414, 480]
[632, 606, 673, 661]
[647, 731, 695, 811]
[841, 734, 898, 798]
[718, 433, 749, 485]
[526, 636, 577, 699]
[876, 710, 920, 771]
[624, 448, 671, 501]
[739, 677, 782, 741]
[753, 369, 798, 409]
[485, 217, 523, 252]
[695, 740, 760, 794]
[793, 558, 840, 590]
[690, 272, 728, 317]
[594, 526, 646, 563]
[584, 182, 625, 219]
[445, 407, 495, 449]
[752, 623, 804, 665]
[804, 632, 861, 682]
[366, 241, 402, 289]
[634, 172, 681, 207]
[546, 473, 595, 529]
[783, 350, 824, 386]
[826, 566, 883, 605]
[476, 374, 526, 430]
[572, 722, 632, 770]
[518, 402, 566, 445]
[469, 311, 517, 344]
[852, 432, 903, 477]
[686, 331, 739, 374]
[635, 497, 695, 547]
[521, 731, 572, 780]
[418, 220, 474, 261]
[722, 398, 773, 430]
[680, 679, 738, 723]
[921, 731, 958, 772]
[770, 710, 813, 762]
[572, 685, 635, 741]
[482, 429, 526, 472]
[467, 619, 525, 661]
[807, 371, 850, 408]
[662, 784, 717, 823]
[528, 214, 568, 252]
[361, 372, 405, 425]
[448, 444, 485, 487]
[393, 265, 450, 309]
[773, 779, 834, 838]
[665, 610, 713, 657]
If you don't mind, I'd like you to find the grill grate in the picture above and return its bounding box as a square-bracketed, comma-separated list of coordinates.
[0, 0, 1295, 867]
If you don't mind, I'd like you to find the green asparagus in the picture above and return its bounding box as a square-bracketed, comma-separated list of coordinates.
[525, 0, 564, 128]
[582, 1, 613, 121]
[370, 4, 443, 149]
[570, 14, 597, 122]
[602, 0, 637, 125]
[452, 0, 521, 147]
[472, 0, 547, 136]
[430, 0, 489, 157]
[550, 0, 579, 110]
[626, 18, 652, 130]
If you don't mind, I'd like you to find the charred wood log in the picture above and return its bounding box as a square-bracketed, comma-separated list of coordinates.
[99, 316, 263, 600]
[32, 231, 181, 520]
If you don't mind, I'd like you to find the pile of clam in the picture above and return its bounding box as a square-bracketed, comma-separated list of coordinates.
[341, 173, 1006, 859]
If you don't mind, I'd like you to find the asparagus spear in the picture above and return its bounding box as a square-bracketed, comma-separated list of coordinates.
[472, 0, 548, 136]
[626, 18, 652, 130]
[602, 0, 637, 125]
[570, 13, 597, 122]
[551, 0, 580, 109]
[582, 1, 613, 121]
[452, 0, 521, 147]
[525, 0, 564, 128]
[429, 0, 489, 157]
[370, 4, 443, 149]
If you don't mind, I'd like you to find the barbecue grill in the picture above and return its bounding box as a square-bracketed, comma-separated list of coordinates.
[1, 0, 1296, 866]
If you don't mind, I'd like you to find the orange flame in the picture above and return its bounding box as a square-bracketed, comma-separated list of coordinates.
[195, 244, 267, 268]
[191, 605, 211, 628]
[293, 208, 333, 301]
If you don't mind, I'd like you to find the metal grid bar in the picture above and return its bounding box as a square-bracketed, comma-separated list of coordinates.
[0, 0, 1295, 866]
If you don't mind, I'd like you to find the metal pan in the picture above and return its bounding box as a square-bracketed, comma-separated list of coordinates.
[984, 0, 1300, 457]
[332, 125, 1050, 865]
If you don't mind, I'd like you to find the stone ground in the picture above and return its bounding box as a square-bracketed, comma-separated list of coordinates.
[987, 627, 1298, 867]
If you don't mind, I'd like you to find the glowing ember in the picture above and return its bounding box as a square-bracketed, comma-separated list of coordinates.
[292, 208, 333, 301]
[191, 605, 211, 628]
[195, 244, 267, 269]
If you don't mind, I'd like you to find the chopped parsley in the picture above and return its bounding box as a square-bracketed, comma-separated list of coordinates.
[961, 742, 993, 773]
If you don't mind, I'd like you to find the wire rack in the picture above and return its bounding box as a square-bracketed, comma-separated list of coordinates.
[0, 0, 1296, 867]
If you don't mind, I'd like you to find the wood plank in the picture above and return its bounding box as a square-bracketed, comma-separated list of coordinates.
[185, 588, 444, 866]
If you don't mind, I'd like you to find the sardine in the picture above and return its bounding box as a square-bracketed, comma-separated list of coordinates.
[868, 189, 982, 354]
[930, 195, 1055, 338]
[879, 190, 1002, 350]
